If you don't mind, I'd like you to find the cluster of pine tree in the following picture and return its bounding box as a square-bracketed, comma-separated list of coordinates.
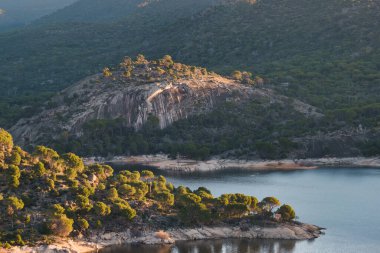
[0, 128, 295, 247]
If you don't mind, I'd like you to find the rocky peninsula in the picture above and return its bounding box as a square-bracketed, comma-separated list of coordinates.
[87, 154, 380, 173]
[0, 129, 323, 253]
[8, 222, 323, 253]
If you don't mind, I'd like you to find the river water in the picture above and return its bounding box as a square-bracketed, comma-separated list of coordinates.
[101, 168, 380, 253]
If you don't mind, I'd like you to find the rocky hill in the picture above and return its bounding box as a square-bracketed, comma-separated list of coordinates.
[10, 56, 331, 159]
[11, 56, 253, 146]
[0, 0, 379, 132]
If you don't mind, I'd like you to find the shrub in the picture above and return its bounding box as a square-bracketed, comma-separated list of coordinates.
[277, 204, 296, 221]
[118, 184, 136, 198]
[51, 204, 65, 215]
[154, 191, 175, 207]
[107, 187, 119, 201]
[94, 202, 111, 216]
[76, 195, 93, 212]
[63, 153, 84, 173]
[49, 214, 74, 236]
[8, 152, 21, 165]
[141, 170, 154, 179]
[77, 218, 89, 231]
[114, 202, 136, 220]
[102, 67, 112, 77]
[34, 162, 46, 177]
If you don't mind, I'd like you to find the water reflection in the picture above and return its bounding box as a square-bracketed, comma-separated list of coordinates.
[100, 239, 297, 253]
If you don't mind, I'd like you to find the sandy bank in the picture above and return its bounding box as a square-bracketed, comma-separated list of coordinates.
[8, 223, 323, 253]
[84, 154, 380, 173]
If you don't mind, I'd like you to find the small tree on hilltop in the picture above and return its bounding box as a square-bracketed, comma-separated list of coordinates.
[135, 54, 148, 65]
[277, 204, 296, 221]
[160, 55, 174, 68]
[241, 71, 254, 85]
[103, 67, 112, 77]
[261, 197, 281, 212]
[232, 70, 243, 81]
[120, 56, 133, 69]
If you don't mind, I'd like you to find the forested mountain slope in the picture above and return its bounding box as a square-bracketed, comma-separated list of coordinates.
[0, 0, 378, 129]
[1, 0, 379, 157]
[9, 56, 379, 159]
[0, 0, 77, 31]
[35, 0, 219, 24]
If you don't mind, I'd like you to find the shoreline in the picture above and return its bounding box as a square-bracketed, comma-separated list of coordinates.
[84, 155, 380, 173]
[8, 222, 324, 253]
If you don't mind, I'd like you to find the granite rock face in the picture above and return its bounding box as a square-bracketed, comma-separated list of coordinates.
[10, 72, 252, 146]
[10, 67, 320, 147]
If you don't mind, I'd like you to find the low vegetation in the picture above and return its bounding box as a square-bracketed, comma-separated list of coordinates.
[0, 128, 296, 247]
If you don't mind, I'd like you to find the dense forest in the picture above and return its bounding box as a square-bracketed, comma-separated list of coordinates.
[0, 128, 295, 246]
[0, 0, 379, 128]
[0, 0, 77, 31]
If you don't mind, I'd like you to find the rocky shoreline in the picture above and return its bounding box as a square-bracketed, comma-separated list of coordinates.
[84, 154, 380, 173]
[8, 222, 324, 253]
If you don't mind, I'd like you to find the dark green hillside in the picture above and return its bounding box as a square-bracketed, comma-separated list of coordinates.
[146, 0, 380, 110]
[35, 0, 218, 24]
[0, 0, 379, 137]
[34, 0, 142, 24]
[0, 0, 77, 31]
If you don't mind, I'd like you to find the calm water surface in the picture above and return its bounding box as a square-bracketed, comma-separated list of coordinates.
[102, 168, 380, 253]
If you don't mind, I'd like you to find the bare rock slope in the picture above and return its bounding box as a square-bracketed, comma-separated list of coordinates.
[10, 58, 319, 147]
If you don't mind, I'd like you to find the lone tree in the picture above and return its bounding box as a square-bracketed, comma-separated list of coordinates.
[94, 202, 111, 216]
[77, 217, 90, 232]
[232, 70, 243, 81]
[277, 204, 296, 221]
[261, 197, 281, 212]
[102, 67, 112, 77]
[5, 196, 24, 228]
[63, 153, 84, 173]
[0, 128, 13, 167]
[7, 165, 21, 188]
[49, 214, 74, 237]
